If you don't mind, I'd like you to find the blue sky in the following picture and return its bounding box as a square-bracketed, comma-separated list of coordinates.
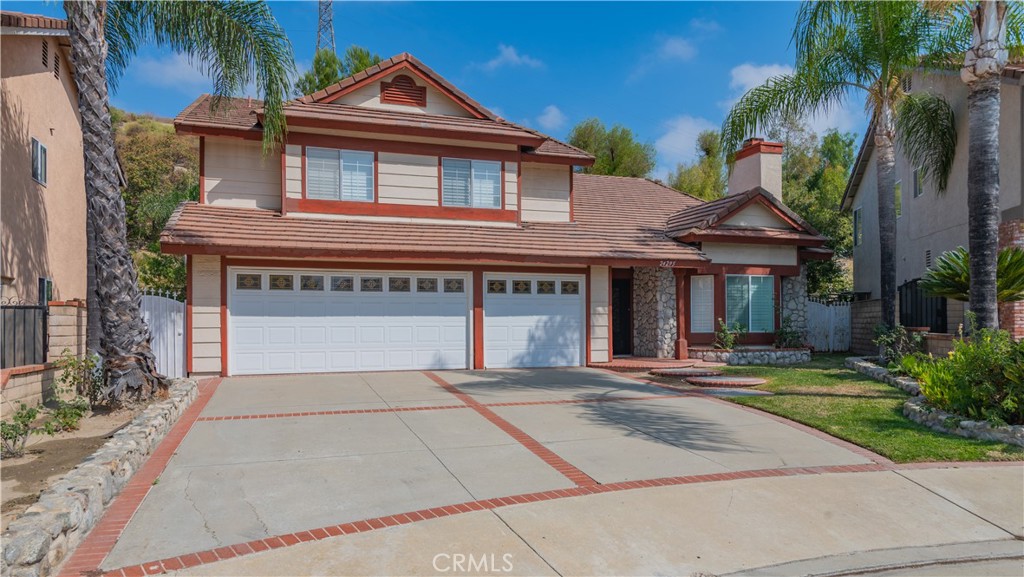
[15, 1, 864, 177]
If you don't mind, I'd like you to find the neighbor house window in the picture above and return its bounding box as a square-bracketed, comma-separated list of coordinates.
[894, 180, 902, 218]
[31, 138, 46, 185]
[726, 275, 774, 333]
[853, 207, 862, 247]
[913, 168, 924, 198]
[441, 158, 501, 208]
[306, 147, 374, 202]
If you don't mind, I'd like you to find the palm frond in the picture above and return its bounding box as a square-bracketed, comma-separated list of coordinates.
[920, 246, 1024, 303]
[106, 0, 295, 149]
[894, 92, 957, 192]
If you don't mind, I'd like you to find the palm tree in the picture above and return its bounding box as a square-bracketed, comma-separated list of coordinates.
[63, 0, 293, 400]
[920, 246, 1024, 303]
[926, 1, 1024, 329]
[722, 1, 958, 330]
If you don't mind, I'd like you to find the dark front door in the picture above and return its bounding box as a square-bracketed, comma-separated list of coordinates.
[611, 278, 632, 356]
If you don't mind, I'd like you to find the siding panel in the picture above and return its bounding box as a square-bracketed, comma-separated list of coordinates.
[590, 265, 610, 363]
[520, 163, 570, 223]
[378, 152, 439, 206]
[205, 139, 281, 210]
[190, 255, 221, 375]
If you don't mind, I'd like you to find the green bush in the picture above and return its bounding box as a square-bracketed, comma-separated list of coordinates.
[774, 317, 804, 349]
[874, 324, 925, 364]
[714, 319, 746, 350]
[917, 329, 1024, 426]
[1, 403, 42, 457]
[48, 350, 98, 431]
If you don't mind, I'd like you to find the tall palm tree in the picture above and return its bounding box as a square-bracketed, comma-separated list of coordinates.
[63, 0, 293, 400]
[722, 1, 958, 330]
[926, 1, 1024, 329]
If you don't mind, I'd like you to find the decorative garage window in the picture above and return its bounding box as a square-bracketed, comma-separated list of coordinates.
[417, 278, 438, 292]
[444, 278, 464, 293]
[389, 277, 411, 292]
[726, 275, 774, 333]
[512, 280, 532, 294]
[441, 158, 501, 209]
[236, 274, 262, 290]
[537, 280, 556, 295]
[331, 276, 354, 291]
[269, 274, 294, 290]
[689, 275, 714, 333]
[560, 281, 580, 295]
[360, 277, 383, 292]
[487, 279, 507, 294]
[307, 147, 374, 202]
[300, 275, 324, 291]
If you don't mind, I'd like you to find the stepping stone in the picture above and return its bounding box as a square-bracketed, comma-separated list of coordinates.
[685, 376, 767, 388]
[693, 361, 727, 368]
[700, 388, 774, 398]
[650, 367, 724, 378]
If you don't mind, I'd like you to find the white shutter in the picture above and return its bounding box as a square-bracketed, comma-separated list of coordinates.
[749, 275, 775, 332]
[307, 147, 340, 200]
[471, 160, 501, 208]
[690, 275, 714, 333]
[341, 150, 374, 201]
[442, 158, 471, 206]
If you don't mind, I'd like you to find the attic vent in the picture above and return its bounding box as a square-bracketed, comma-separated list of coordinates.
[54, 53, 60, 79]
[380, 74, 427, 107]
[42, 40, 48, 67]
[901, 75, 912, 93]
[925, 249, 932, 269]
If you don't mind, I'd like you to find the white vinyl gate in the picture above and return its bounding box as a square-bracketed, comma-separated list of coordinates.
[806, 299, 851, 352]
[141, 290, 186, 378]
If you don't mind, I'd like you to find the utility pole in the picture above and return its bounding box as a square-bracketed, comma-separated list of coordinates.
[315, 0, 336, 53]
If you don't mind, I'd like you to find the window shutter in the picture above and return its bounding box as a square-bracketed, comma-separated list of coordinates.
[442, 158, 471, 207]
[690, 275, 714, 333]
[725, 276, 750, 330]
[471, 161, 501, 208]
[341, 150, 374, 201]
[307, 147, 340, 200]
[749, 276, 775, 332]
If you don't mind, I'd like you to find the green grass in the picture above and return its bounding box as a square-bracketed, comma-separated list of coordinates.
[719, 354, 1024, 463]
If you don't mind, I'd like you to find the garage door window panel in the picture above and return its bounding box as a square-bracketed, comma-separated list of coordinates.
[537, 280, 556, 295]
[561, 281, 579, 295]
[417, 278, 438, 292]
[331, 276, 354, 291]
[361, 277, 383, 292]
[269, 275, 294, 290]
[488, 279, 507, 294]
[444, 278, 464, 293]
[236, 273, 261, 290]
[300, 275, 324, 291]
[389, 277, 411, 292]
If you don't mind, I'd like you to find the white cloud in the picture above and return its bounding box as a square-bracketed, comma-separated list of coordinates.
[133, 53, 210, 93]
[689, 18, 722, 34]
[479, 44, 544, 72]
[655, 115, 718, 174]
[628, 35, 697, 82]
[536, 105, 567, 132]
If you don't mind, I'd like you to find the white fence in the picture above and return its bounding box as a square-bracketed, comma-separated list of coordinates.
[141, 290, 185, 378]
[806, 299, 851, 352]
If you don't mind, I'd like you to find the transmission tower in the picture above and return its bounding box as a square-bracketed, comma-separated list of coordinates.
[315, 0, 336, 53]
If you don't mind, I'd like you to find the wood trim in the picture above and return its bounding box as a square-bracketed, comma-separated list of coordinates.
[698, 264, 800, 276]
[674, 268, 688, 360]
[585, 267, 592, 366]
[287, 132, 520, 163]
[373, 150, 379, 202]
[472, 270, 484, 369]
[284, 115, 540, 146]
[607, 269, 614, 359]
[176, 124, 263, 141]
[284, 198, 517, 223]
[198, 137, 206, 204]
[521, 153, 594, 167]
[222, 258, 587, 275]
[516, 152, 522, 227]
[568, 167, 575, 222]
[219, 257, 227, 377]
[301, 145, 307, 201]
[713, 273, 726, 336]
[799, 249, 833, 261]
[437, 156, 443, 206]
[185, 256, 193, 374]
[680, 232, 825, 247]
[279, 147, 287, 216]
[500, 161, 506, 212]
[683, 269, 693, 344]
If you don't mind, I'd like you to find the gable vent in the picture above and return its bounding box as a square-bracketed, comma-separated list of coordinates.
[925, 249, 932, 269]
[380, 74, 427, 107]
[42, 40, 48, 67]
[54, 53, 60, 79]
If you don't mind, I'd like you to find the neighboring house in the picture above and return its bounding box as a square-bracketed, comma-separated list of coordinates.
[0, 11, 86, 305]
[162, 53, 830, 377]
[841, 66, 1024, 353]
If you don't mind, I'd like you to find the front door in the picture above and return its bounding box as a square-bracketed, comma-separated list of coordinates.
[611, 278, 632, 356]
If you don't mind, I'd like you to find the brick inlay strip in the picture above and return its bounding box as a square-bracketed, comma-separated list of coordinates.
[423, 371, 600, 487]
[57, 378, 224, 577]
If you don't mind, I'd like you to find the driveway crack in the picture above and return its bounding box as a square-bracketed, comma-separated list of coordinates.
[184, 471, 222, 546]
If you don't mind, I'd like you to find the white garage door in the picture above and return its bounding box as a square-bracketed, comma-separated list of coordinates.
[483, 274, 585, 368]
[228, 269, 469, 375]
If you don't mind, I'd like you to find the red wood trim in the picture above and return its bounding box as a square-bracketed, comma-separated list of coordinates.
[279, 147, 287, 216]
[799, 249, 833, 261]
[683, 269, 693, 344]
[585, 267, 592, 366]
[219, 257, 228, 377]
[284, 115, 540, 147]
[500, 161, 506, 211]
[301, 145, 307, 200]
[713, 273, 726, 335]
[568, 166, 575, 223]
[222, 258, 587, 275]
[373, 150, 379, 203]
[674, 269, 688, 360]
[680, 232, 825, 247]
[380, 75, 427, 107]
[186, 257, 193, 374]
[437, 156, 443, 206]
[699, 264, 800, 276]
[284, 198, 517, 222]
[176, 124, 263, 141]
[198, 137, 206, 204]
[520, 153, 594, 167]
[287, 132, 521, 163]
[472, 270, 484, 369]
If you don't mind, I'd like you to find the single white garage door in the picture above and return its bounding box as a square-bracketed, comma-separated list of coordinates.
[228, 269, 469, 375]
[483, 273, 585, 368]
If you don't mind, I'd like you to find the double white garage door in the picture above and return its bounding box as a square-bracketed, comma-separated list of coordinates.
[228, 269, 584, 375]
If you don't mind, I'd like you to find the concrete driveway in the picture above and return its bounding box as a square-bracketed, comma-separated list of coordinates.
[61, 369, 1023, 577]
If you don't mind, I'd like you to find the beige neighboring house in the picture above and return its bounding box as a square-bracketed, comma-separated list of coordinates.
[841, 65, 1024, 354]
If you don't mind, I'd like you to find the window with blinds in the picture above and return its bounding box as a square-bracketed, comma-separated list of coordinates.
[689, 275, 714, 333]
[306, 147, 374, 202]
[442, 158, 501, 208]
[725, 275, 775, 333]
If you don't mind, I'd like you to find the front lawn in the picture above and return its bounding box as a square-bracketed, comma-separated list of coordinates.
[718, 354, 1024, 463]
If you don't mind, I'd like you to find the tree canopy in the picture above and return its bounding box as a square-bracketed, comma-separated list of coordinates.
[666, 130, 726, 201]
[567, 118, 656, 178]
[293, 45, 382, 97]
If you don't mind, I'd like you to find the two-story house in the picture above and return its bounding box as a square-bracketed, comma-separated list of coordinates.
[163, 53, 830, 377]
[842, 66, 1024, 353]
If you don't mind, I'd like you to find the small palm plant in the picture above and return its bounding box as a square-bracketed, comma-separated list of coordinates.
[919, 246, 1024, 303]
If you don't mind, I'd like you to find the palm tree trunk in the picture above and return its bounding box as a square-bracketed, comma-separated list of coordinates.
[86, 201, 102, 358]
[962, 0, 1007, 330]
[875, 115, 898, 330]
[64, 0, 166, 400]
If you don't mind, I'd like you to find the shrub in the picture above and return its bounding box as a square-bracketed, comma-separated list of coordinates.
[714, 319, 746, 350]
[874, 324, 925, 364]
[774, 317, 804, 349]
[55, 349, 103, 405]
[1, 403, 42, 457]
[917, 328, 1024, 426]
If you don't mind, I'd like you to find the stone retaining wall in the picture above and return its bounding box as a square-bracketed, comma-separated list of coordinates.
[1, 379, 198, 577]
[844, 356, 921, 395]
[688, 348, 811, 365]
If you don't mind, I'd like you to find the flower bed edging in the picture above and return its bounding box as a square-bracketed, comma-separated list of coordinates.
[688, 348, 811, 366]
[1, 378, 198, 577]
[844, 357, 1024, 447]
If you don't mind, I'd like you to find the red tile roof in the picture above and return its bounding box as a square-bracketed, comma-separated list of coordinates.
[174, 94, 262, 132]
[161, 173, 707, 265]
[0, 11, 67, 31]
[665, 187, 821, 238]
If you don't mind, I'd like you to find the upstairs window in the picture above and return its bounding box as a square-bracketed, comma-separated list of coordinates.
[726, 275, 774, 333]
[853, 207, 863, 246]
[31, 138, 47, 185]
[306, 147, 373, 202]
[894, 180, 902, 218]
[442, 158, 500, 209]
[912, 168, 924, 198]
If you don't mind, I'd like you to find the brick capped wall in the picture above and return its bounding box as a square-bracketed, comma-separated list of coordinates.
[999, 219, 1024, 339]
[851, 299, 881, 354]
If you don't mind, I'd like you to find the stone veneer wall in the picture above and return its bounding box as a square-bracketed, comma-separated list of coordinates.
[632, 267, 677, 358]
[999, 220, 1024, 339]
[781, 265, 808, 337]
[689, 348, 811, 365]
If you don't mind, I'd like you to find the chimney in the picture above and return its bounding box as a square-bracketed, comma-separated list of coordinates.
[728, 138, 783, 199]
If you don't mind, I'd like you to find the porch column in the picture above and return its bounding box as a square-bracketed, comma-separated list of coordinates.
[674, 269, 688, 359]
[714, 272, 726, 333]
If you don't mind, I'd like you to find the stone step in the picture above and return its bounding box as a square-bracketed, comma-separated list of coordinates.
[685, 376, 768, 388]
[649, 367, 724, 378]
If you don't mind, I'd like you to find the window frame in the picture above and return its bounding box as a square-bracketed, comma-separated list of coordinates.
[894, 180, 903, 219]
[725, 274, 776, 334]
[852, 206, 862, 247]
[440, 157, 502, 210]
[912, 167, 924, 198]
[305, 146, 375, 203]
[31, 138, 47, 186]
